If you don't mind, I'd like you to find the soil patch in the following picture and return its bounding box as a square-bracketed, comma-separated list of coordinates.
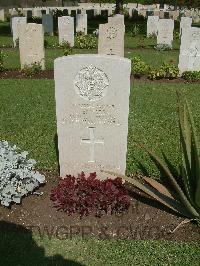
[0, 171, 199, 242]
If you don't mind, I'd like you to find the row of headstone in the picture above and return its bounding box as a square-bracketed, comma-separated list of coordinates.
[147, 17, 174, 47]
[11, 12, 88, 48]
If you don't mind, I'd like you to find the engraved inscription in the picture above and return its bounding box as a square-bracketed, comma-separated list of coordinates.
[74, 65, 109, 101]
[106, 26, 118, 39]
[81, 127, 104, 163]
[62, 104, 119, 125]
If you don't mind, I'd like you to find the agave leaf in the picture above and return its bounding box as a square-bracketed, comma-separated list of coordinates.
[185, 100, 200, 209]
[178, 101, 194, 204]
[143, 176, 174, 199]
[135, 142, 199, 218]
[102, 170, 189, 216]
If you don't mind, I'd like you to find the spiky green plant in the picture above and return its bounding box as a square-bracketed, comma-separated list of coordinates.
[104, 94, 200, 222]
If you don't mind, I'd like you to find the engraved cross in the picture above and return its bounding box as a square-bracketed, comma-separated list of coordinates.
[81, 127, 104, 163]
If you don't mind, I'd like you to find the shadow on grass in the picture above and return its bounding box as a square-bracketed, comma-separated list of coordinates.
[0, 221, 84, 266]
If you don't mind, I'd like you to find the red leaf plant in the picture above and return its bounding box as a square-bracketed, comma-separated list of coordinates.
[50, 172, 130, 217]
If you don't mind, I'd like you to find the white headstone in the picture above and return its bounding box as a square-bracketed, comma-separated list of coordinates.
[157, 19, 174, 47]
[33, 9, 42, 18]
[11, 17, 27, 47]
[108, 14, 125, 26]
[98, 22, 125, 57]
[42, 14, 53, 36]
[0, 9, 5, 21]
[178, 27, 200, 74]
[19, 23, 45, 70]
[180, 17, 192, 36]
[58, 16, 74, 47]
[76, 14, 87, 34]
[147, 16, 159, 37]
[54, 55, 131, 178]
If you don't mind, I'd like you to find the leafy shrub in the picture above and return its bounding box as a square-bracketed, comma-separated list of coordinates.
[131, 57, 150, 77]
[44, 39, 49, 48]
[21, 62, 42, 77]
[154, 44, 172, 51]
[111, 94, 200, 222]
[173, 31, 180, 39]
[0, 50, 5, 72]
[149, 63, 179, 80]
[59, 41, 72, 56]
[75, 33, 97, 49]
[131, 24, 140, 37]
[182, 71, 200, 82]
[0, 140, 45, 207]
[51, 172, 130, 217]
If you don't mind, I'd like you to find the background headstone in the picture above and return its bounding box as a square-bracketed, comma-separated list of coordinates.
[58, 16, 74, 47]
[54, 54, 131, 178]
[42, 14, 53, 36]
[76, 14, 87, 35]
[180, 17, 192, 37]
[108, 14, 125, 26]
[0, 9, 5, 22]
[147, 16, 159, 37]
[19, 23, 45, 70]
[11, 17, 27, 47]
[98, 22, 125, 57]
[157, 19, 174, 47]
[178, 27, 200, 74]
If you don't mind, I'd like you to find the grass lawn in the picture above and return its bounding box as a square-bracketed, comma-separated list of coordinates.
[0, 79, 200, 177]
[0, 230, 200, 265]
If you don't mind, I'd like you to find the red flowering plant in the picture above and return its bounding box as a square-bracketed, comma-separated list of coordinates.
[50, 172, 130, 217]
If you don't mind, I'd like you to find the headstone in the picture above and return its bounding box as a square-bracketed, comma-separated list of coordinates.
[98, 22, 125, 57]
[94, 9, 101, 16]
[58, 16, 74, 47]
[76, 14, 87, 35]
[147, 16, 159, 37]
[178, 27, 200, 74]
[19, 23, 45, 70]
[159, 11, 164, 18]
[54, 54, 131, 178]
[33, 9, 42, 18]
[139, 10, 146, 18]
[0, 9, 5, 21]
[180, 17, 192, 36]
[11, 17, 27, 47]
[42, 14, 53, 36]
[108, 14, 125, 26]
[157, 19, 174, 47]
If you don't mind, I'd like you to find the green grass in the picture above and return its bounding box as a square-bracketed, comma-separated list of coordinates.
[0, 79, 200, 177]
[0, 230, 199, 266]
